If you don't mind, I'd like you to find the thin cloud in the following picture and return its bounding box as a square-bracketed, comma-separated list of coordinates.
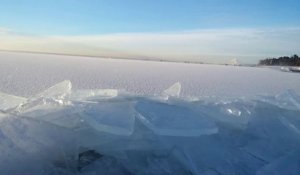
[0, 27, 12, 35]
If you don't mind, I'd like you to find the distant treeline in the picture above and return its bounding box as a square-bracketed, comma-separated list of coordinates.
[259, 55, 300, 66]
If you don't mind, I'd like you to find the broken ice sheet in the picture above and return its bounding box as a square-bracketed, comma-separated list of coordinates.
[162, 82, 181, 99]
[189, 99, 254, 129]
[35, 80, 72, 100]
[257, 89, 300, 111]
[0, 91, 27, 112]
[81, 100, 136, 136]
[15, 80, 72, 113]
[239, 102, 300, 162]
[20, 104, 84, 129]
[135, 99, 218, 136]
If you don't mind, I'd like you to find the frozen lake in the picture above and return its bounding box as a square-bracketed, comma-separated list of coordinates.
[0, 51, 300, 175]
[0, 51, 299, 98]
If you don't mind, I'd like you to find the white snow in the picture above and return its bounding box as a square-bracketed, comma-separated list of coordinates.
[1, 52, 300, 98]
[0, 52, 300, 175]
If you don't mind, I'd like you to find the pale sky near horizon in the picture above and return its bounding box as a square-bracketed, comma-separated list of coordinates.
[0, 0, 300, 64]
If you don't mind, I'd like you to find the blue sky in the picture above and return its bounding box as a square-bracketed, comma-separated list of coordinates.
[1, 0, 300, 35]
[0, 0, 300, 63]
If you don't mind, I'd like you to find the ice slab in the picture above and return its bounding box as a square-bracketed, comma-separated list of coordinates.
[6, 80, 77, 128]
[135, 99, 218, 136]
[239, 102, 300, 162]
[0, 92, 27, 111]
[191, 100, 254, 128]
[81, 100, 136, 136]
[15, 80, 72, 113]
[21, 105, 84, 129]
[162, 82, 181, 98]
[257, 89, 300, 111]
[34, 80, 72, 100]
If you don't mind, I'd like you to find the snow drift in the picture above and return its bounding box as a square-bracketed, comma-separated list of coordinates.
[0, 80, 300, 175]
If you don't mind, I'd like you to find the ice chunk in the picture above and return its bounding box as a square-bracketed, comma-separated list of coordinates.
[15, 80, 72, 113]
[257, 90, 300, 111]
[81, 100, 136, 136]
[185, 100, 253, 129]
[162, 82, 181, 98]
[239, 102, 300, 162]
[35, 80, 72, 100]
[0, 92, 27, 111]
[285, 89, 300, 110]
[274, 89, 300, 110]
[226, 108, 242, 116]
[21, 105, 84, 129]
[135, 99, 218, 136]
[18, 90, 117, 130]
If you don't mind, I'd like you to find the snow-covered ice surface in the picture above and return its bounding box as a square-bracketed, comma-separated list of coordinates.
[1, 52, 300, 98]
[0, 52, 300, 175]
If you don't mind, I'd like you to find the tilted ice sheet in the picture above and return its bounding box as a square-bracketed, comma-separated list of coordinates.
[257, 89, 300, 110]
[21, 105, 84, 129]
[135, 99, 218, 136]
[0, 92, 26, 111]
[238, 102, 300, 163]
[15, 80, 72, 115]
[162, 82, 181, 99]
[189, 99, 255, 129]
[81, 100, 136, 136]
[34, 80, 72, 100]
[9, 82, 130, 134]
[15, 83, 120, 130]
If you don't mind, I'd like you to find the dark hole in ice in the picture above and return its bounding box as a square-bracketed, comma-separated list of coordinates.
[78, 150, 103, 171]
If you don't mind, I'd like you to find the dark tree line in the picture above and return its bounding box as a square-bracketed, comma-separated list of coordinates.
[259, 55, 300, 66]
